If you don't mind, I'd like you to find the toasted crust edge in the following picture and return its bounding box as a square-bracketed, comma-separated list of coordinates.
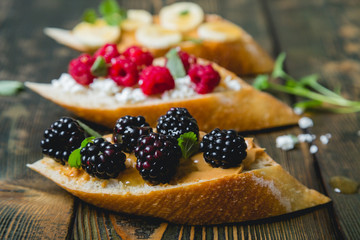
[27, 151, 330, 225]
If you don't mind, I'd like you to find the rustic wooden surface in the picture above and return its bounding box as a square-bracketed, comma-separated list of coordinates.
[0, 0, 359, 239]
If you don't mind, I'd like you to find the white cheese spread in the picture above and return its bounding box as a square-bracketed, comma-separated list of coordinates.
[51, 73, 241, 104]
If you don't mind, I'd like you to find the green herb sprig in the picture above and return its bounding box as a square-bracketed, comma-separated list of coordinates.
[166, 48, 186, 79]
[0, 81, 24, 96]
[177, 132, 199, 159]
[82, 0, 127, 26]
[68, 137, 96, 168]
[253, 53, 360, 113]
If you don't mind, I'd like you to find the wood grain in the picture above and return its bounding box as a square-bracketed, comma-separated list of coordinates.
[265, 0, 360, 238]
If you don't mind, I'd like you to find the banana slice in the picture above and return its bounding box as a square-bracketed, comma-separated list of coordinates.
[121, 9, 152, 31]
[159, 2, 204, 32]
[135, 24, 182, 49]
[197, 21, 243, 42]
[72, 19, 121, 48]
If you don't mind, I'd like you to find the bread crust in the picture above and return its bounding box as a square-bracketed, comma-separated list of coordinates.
[25, 58, 299, 132]
[28, 151, 330, 225]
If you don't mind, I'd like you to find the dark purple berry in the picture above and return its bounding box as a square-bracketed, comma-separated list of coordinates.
[40, 117, 85, 164]
[157, 107, 199, 140]
[134, 132, 181, 184]
[200, 128, 247, 168]
[113, 115, 153, 153]
[80, 138, 126, 179]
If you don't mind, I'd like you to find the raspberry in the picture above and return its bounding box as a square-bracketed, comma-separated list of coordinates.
[139, 66, 175, 95]
[94, 43, 120, 63]
[178, 50, 197, 73]
[135, 132, 182, 184]
[68, 54, 96, 85]
[188, 64, 221, 94]
[200, 128, 247, 168]
[109, 57, 139, 86]
[113, 115, 153, 153]
[41, 117, 86, 164]
[80, 138, 126, 179]
[157, 107, 199, 140]
[123, 46, 154, 69]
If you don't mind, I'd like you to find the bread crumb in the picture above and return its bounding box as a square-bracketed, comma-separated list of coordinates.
[298, 117, 313, 129]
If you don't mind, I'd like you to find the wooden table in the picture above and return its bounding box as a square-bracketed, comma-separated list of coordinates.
[1, 0, 359, 239]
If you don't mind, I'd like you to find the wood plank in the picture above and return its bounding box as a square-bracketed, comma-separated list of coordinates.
[263, 0, 360, 239]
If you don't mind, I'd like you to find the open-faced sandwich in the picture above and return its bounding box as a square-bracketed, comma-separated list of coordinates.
[26, 45, 299, 132]
[27, 109, 330, 225]
[44, 1, 274, 76]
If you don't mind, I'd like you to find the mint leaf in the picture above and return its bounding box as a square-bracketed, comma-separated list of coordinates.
[68, 137, 97, 168]
[99, 0, 126, 26]
[68, 148, 81, 168]
[81, 136, 96, 148]
[177, 132, 199, 159]
[166, 48, 186, 79]
[82, 9, 97, 23]
[253, 75, 270, 90]
[76, 120, 102, 138]
[0, 80, 24, 96]
[91, 56, 108, 77]
[179, 10, 189, 16]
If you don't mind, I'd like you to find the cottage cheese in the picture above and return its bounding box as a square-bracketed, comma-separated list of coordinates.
[51, 73, 241, 104]
[298, 117, 314, 129]
[276, 135, 298, 151]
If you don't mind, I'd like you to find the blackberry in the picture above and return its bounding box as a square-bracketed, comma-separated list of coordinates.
[157, 107, 199, 140]
[113, 115, 153, 153]
[41, 117, 85, 164]
[135, 132, 182, 184]
[200, 128, 247, 168]
[80, 138, 126, 179]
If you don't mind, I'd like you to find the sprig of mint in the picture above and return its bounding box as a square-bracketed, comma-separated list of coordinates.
[179, 10, 190, 16]
[177, 132, 199, 159]
[0, 80, 24, 96]
[68, 137, 96, 168]
[91, 56, 108, 77]
[166, 48, 186, 79]
[253, 53, 360, 113]
[82, 9, 97, 23]
[82, 0, 127, 26]
[99, 0, 127, 26]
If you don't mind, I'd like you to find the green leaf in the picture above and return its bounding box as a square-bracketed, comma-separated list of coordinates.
[91, 56, 108, 77]
[272, 52, 287, 79]
[82, 9, 97, 23]
[76, 120, 102, 138]
[68, 148, 81, 168]
[81, 136, 96, 148]
[179, 10, 189, 16]
[0, 80, 24, 96]
[177, 132, 199, 159]
[299, 74, 319, 86]
[99, 0, 126, 26]
[253, 75, 270, 90]
[166, 48, 186, 79]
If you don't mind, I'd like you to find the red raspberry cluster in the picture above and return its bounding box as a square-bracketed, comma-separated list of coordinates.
[68, 44, 153, 87]
[68, 45, 221, 96]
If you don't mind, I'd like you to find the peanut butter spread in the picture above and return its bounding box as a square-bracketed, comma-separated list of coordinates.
[46, 137, 264, 187]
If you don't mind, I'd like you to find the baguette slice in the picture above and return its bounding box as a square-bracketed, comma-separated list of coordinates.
[27, 139, 330, 225]
[25, 58, 299, 132]
[44, 15, 273, 76]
